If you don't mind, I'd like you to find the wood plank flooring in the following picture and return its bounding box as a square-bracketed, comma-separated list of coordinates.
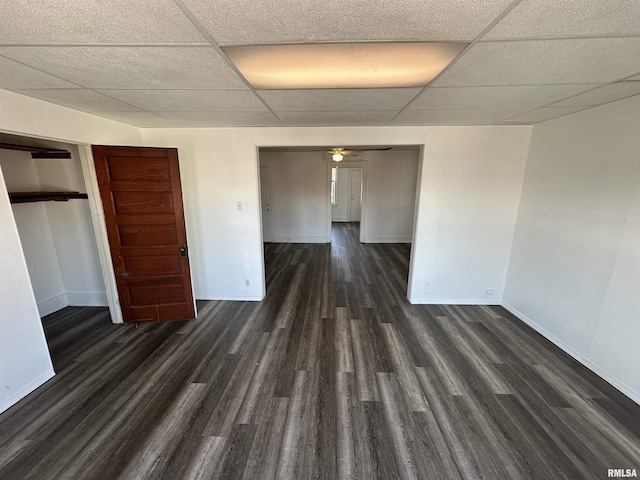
[1, 222, 639, 479]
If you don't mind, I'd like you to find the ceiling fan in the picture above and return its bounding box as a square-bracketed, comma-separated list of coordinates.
[328, 146, 392, 162]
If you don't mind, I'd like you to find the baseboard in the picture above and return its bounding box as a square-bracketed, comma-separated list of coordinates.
[332, 217, 349, 222]
[270, 235, 330, 243]
[407, 297, 501, 305]
[195, 294, 264, 301]
[362, 235, 412, 243]
[38, 292, 108, 317]
[502, 303, 640, 405]
[0, 368, 55, 415]
[37, 294, 68, 317]
[66, 291, 108, 306]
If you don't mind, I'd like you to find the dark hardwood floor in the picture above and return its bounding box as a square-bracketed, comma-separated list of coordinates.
[1, 222, 639, 479]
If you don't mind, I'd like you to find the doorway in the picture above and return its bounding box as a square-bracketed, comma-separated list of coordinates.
[257, 145, 421, 300]
[331, 166, 363, 223]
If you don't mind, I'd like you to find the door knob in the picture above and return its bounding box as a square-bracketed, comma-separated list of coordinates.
[180, 245, 187, 257]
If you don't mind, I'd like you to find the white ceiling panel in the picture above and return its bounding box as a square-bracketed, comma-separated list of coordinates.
[0, 0, 206, 45]
[0, 56, 78, 90]
[277, 111, 397, 126]
[97, 89, 268, 112]
[156, 111, 283, 127]
[500, 106, 588, 123]
[0, 47, 247, 90]
[259, 89, 421, 112]
[182, 0, 514, 44]
[390, 108, 526, 125]
[550, 82, 640, 107]
[486, 0, 640, 40]
[13, 89, 141, 112]
[96, 111, 182, 127]
[1, 1, 640, 127]
[434, 38, 640, 86]
[409, 85, 597, 110]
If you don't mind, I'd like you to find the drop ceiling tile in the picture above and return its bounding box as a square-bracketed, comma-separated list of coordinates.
[390, 108, 526, 125]
[0, 56, 78, 89]
[277, 111, 397, 127]
[501, 106, 588, 123]
[0, 47, 247, 90]
[434, 38, 640, 86]
[259, 89, 421, 112]
[97, 89, 268, 112]
[155, 111, 282, 127]
[550, 82, 640, 106]
[96, 111, 180, 127]
[0, 0, 206, 44]
[485, 0, 640, 40]
[14, 89, 141, 112]
[409, 85, 597, 110]
[182, 0, 513, 43]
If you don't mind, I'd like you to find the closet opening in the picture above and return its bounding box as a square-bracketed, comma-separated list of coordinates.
[0, 132, 110, 337]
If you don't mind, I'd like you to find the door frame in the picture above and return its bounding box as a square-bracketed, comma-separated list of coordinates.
[326, 160, 368, 243]
[259, 165, 272, 243]
[78, 144, 124, 323]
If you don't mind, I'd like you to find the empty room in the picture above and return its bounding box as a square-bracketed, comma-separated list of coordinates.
[1, 1, 639, 479]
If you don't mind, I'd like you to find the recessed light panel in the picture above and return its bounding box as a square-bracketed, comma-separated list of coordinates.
[223, 42, 467, 89]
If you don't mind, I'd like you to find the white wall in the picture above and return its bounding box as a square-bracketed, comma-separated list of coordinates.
[0, 165, 55, 413]
[408, 128, 530, 304]
[142, 125, 531, 304]
[0, 89, 142, 414]
[362, 149, 419, 243]
[260, 151, 330, 242]
[504, 95, 640, 403]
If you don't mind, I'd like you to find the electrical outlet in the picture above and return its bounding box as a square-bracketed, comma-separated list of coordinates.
[245, 279, 251, 287]
[426, 282, 431, 289]
[486, 288, 494, 295]
[237, 201, 243, 211]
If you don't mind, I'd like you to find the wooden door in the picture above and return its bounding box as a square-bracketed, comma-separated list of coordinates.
[92, 146, 195, 323]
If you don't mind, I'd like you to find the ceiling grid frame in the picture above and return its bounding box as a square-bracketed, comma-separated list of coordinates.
[0, 0, 639, 127]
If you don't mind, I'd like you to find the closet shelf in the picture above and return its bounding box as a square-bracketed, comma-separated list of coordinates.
[9, 191, 89, 204]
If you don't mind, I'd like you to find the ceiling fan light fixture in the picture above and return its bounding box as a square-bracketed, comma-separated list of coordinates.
[332, 153, 344, 162]
[223, 42, 467, 89]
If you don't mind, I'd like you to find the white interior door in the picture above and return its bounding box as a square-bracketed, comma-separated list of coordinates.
[349, 168, 363, 222]
[260, 166, 272, 242]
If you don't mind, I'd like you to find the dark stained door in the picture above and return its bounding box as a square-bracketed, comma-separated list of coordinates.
[92, 146, 195, 323]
